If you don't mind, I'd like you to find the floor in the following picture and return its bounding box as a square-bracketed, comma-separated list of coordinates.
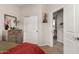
[0, 41, 63, 54]
[0, 41, 16, 51]
[40, 41, 63, 54]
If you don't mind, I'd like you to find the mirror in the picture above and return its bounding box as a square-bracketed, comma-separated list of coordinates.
[4, 14, 17, 30]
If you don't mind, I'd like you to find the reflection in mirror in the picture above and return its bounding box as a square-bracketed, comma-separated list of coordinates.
[53, 19, 55, 30]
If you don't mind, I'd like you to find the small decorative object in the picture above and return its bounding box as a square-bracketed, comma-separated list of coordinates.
[4, 14, 17, 30]
[5, 24, 9, 30]
[10, 27, 15, 30]
[43, 13, 48, 23]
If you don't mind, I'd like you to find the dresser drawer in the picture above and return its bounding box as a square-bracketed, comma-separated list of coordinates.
[8, 37, 17, 42]
[8, 30, 23, 43]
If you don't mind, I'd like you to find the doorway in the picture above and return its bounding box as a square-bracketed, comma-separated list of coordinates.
[53, 9, 63, 53]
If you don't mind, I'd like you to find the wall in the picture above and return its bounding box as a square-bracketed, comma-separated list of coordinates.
[41, 4, 65, 47]
[21, 5, 44, 46]
[21, 5, 57, 47]
[0, 4, 64, 47]
[0, 4, 54, 47]
[42, 5, 50, 46]
[21, 4, 65, 47]
[0, 4, 21, 41]
[0, 4, 65, 47]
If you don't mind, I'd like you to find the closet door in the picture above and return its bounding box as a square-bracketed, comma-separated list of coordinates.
[24, 16, 38, 44]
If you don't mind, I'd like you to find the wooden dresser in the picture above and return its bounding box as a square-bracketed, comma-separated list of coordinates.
[8, 29, 23, 43]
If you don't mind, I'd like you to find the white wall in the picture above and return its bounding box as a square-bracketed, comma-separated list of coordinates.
[0, 4, 54, 47]
[21, 5, 58, 47]
[42, 5, 53, 47]
[21, 5, 44, 46]
[0, 4, 65, 47]
[0, 4, 21, 41]
[0, 4, 64, 47]
[21, 4, 65, 47]
[41, 4, 65, 47]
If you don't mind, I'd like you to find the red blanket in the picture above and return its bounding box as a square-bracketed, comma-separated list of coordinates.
[0, 43, 45, 54]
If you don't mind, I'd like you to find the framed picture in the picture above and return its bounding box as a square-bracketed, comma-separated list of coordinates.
[42, 13, 48, 23]
[4, 14, 17, 30]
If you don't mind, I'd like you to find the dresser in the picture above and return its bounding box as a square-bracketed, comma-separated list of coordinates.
[8, 29, 23, 43]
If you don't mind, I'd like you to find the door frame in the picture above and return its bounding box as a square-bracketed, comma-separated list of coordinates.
[53, 8, 63, 43]
[51, 6, 64, 46]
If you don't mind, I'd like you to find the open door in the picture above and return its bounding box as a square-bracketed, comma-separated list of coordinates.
[64, 5, 79, 54]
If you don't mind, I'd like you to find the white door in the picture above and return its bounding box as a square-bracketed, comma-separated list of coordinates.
[64, 4, 79, 54]
[24, 16, 38, 44]
[64, 5, 76, 54]
[74, 5, 79, 54]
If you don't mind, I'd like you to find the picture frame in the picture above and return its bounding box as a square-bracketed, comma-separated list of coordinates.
[42, 13, 48, 23]
[4, 14, 17, 30]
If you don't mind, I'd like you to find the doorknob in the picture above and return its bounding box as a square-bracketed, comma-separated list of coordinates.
[77, 38, 79, 40]
[75, 37, 79, 40]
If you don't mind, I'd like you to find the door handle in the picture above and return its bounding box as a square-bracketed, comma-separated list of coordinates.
[75, 37, 79, 40]
[77, 38, 79, 40]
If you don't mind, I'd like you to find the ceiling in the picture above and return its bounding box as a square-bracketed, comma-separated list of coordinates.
[15, 4, 42, 7]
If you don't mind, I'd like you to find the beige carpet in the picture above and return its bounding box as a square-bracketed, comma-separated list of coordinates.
[0, 41, 63, 54]
[40, 42, 63, 54]
[0, 41, 16, 51]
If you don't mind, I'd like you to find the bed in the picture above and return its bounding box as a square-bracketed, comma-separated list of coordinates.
[0, 42, 45, 54]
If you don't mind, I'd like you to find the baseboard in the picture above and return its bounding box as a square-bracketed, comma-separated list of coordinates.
[38, 43, 53, 47]
[57, 40, 63, 43]
[38, 43, 49, 46]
